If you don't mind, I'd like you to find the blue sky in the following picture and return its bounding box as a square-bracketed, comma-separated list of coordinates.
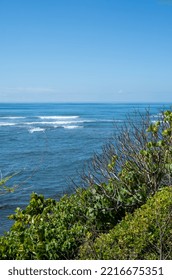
[0, 0, 172, 102]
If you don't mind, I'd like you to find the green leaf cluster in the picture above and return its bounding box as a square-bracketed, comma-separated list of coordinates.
[79, 187, 172, 260]
[0, 174, 17, 194]
[0, 185, 121, 259]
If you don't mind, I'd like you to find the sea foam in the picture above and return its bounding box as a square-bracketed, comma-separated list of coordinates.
[0, 122, 16, 126]
[0, 116, 25, 119]
[29, 127, 45, 133]
[25, 120, 85, 125]
[38, 116, 79, 120]
[63, 125, 83, 129]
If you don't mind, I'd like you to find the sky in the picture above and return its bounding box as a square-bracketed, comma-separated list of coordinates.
[0, 0, 172, 103]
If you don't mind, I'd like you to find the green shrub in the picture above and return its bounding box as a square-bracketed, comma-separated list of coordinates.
[79, 186, 172, 260]
[86, 110, 172, 203]
[0, 184, 121, 259]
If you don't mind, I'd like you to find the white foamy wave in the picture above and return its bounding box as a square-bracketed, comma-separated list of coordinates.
[25, 120, 85, 125]
[113, 119, 124, 122]
[38, 116, 79, 120]
[29, 127, 45, 133]
[151, 113, 162, 118]
[0, 122, 16, 126]
[63, 125, 83, 129]
[0, 116, 25, 119]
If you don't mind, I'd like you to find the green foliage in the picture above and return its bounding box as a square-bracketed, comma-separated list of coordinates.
[0, 184, 121, 259]
[79, 187, 172, 260]
[0, 174, 17, 195]
[112, 110, 172, 209]
[0, 192, 84, 259]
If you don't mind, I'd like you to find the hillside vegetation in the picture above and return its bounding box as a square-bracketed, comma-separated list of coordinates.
[0, 109, 172, 260]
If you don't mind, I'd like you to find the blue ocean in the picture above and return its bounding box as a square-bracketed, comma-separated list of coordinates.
[0, 103, 171, 234]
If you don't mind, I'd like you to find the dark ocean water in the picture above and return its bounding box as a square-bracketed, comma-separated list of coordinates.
[0, 102, 171, 234]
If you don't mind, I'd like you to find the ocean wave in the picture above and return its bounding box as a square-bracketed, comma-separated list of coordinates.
[0, 116, 25, 119]
[113, 119, 124, 122]
[0, 118, 113, 128]
[25, 120, 86, 125]
[29, 127, 45, 133]
[63, 125, 83, 129]
[38, 116, 79, 120]
[151, 113, 162, 118]
[0, 122, 17, 126]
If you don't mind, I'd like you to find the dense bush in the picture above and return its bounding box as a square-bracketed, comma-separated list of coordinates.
[81, 110, 172, 214]
[0, 185, 123, 259]
[79, 187, 172, 260]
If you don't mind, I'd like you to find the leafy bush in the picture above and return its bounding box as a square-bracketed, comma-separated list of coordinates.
[0, 184, 122, 259]
[79, 187, 172, 260]
[85, 110, 172, 211]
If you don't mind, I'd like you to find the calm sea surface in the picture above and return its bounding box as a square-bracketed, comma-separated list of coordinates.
[0, 103, 171, 234]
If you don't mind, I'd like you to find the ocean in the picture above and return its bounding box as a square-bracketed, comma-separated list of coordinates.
[0, 102, 171, 234]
